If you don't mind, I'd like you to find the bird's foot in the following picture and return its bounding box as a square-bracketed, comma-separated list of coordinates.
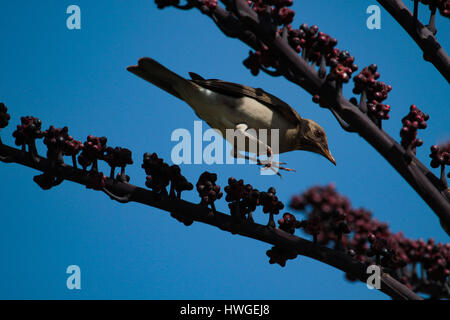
[257, 158, 296, 176]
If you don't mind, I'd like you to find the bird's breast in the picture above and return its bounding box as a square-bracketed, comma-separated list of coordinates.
[185, 88, 287, 127]
[183, 87, 297, 152]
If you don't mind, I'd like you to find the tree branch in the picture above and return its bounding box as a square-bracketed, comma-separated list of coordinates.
[376, 0, 450, 82]
[0, 141, 422, 300]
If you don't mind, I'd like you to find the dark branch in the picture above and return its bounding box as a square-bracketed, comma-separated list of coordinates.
[0, 141, 422, 300]
[376, 0, 450, 82]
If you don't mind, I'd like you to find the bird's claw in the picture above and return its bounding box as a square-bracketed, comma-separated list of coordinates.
[257, 158, 296, 176]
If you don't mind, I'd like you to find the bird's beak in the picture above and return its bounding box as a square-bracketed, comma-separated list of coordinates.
[321, 147, 336, 165]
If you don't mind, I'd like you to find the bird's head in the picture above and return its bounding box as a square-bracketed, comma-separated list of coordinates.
[296, 119, 336, 165]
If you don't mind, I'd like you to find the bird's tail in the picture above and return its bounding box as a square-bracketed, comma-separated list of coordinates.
[127, 57, 192, 101]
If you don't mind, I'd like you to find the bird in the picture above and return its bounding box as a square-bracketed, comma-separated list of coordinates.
[127, 57, 335, 175]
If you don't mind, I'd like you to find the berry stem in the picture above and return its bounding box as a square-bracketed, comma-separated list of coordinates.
[335, 233, 342, 251]
[441, 164, 448, 188]
[28, 141, 39, 163]
[71, 154, 77, 168]
[110, 166, 115, 179]
[413, 0, 419, 22]
[93, 159, 98, 172]
[318, 55, 326, 79]
[268, 212, 275, 227]
[426, 5, 437, 35]
[359, 90, 367, 113]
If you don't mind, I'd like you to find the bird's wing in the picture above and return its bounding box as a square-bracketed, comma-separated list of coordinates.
[190, 78, 303, 125]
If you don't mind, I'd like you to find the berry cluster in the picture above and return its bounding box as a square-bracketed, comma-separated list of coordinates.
[196, 171, 223, 210]
[290, 185, 449, 297]
[105, 147, 133, 170]
[248, 0, 295, 25]
[429, 142, 450, 186]
[242, 17, 357, 83]
[366, 234, 404, 267]
[0, 103, 10, 130]
[325, 49, 358, 83]
[288, 24, 357, 83]
[140, 154, 194, 197]
[4, 111, 194, 199]
[287, 24, 357, 83]
[224, 177, 246, 202]
[266, 245, 298, 267]
[62, 135, 83, 160]
[290, 184, 350, 244]
[416, 239, 450, 283]
[393, 235, 450, 290]
[142, 152, 171, 193]
[260, 187, 284, 227]
[167, 164, 193, 198]
[277, 212, 302, 234]
[41, 130, 106, 189]
[286, 24, 338, 62]
[277, 7, 295, 26]
[429, 142, 450, 170]
[353, 64, 392, 122]
[78, 135, 108, 171]
[33, 172, 64, 190]
[418, 0, 450, 18]
[243, 46, 278, 76]
[400, 105, 429, 153]
[12, 116, 44, 150]
[104, 147, 133, 181]
[43, 126, 82, 165]
[224, 177, 260, 221]
[7, 115, 139, 190]
[348, 209, 412, 272]
[344, 208, 383, 263]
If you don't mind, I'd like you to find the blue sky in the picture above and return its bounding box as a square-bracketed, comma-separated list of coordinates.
[0, 1, 448, 299]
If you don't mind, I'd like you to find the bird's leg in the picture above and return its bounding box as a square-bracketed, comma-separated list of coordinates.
[231, 148, 284, 171]
[233, 124, 295, 174]
[231, 149, 280, 176]
[233, 124, 284, 168]
[231, 148, 259, 164]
